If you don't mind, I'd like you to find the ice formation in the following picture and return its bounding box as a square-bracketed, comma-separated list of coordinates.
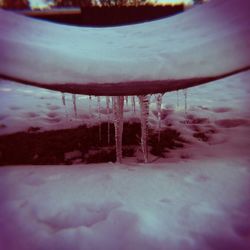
[183, 89, 188, 114]
[131, 96, 136, 113]
[156, 93, 163, 142]
[72, 94, 77, 118]
[88, 95, 92, 116]
[0, 0, 250, 162]
[97, 96, 102, 143]
[61, 92, 68, 119]
[138, 95, 150, 163]
[176, 90, 179, 110]
[112, 96, 124, 163]
[106, 96, 111, 145]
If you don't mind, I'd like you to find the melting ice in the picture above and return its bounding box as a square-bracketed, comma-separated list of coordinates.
[60, 90, 188, 163]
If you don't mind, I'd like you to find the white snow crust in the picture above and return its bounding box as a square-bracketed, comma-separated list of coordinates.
[1, 0, 250, 248]
[0, 140, 250, 250]
[0, 0, 250, 95]
[0, 69, 250, 249]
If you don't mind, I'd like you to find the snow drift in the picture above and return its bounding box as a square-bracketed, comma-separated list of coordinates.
[0, 0, 250, 95]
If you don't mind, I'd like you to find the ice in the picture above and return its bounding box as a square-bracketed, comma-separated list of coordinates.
[176, 90, 180, 110]
[0, 0, 250, 247]
[183, 89, 188, 113]
[125, 96, 129, 106]
[106, 96, 111, 145]
[72, 94, 77, 118]
[61, 92, 66, 106]
[156, 93, 163, 142]
[112, 96, 124, 163]
[61, 92, 68, 118]
[131, 96, 136, 113]
[97, 96, 102, 143]
[88, 95, 92, 116]
[138, 95, 150, 163]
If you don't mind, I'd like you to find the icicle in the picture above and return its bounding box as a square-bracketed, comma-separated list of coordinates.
[125, 96, 129, 106]
[156, 93, 163, 142]
[112, 96, 124, 163]
[72, 94, 77, 118]
[106, 96, 111, 145]
[61, 92, 66, 106]
[183, 89, 188, 113]
[97, 96, 102, 143]
[138, 95, 150, 163]
[176, 90, 179, 110]
[131, 96, 136, 113]
[61, 92, 68, 119]
[88, 95, 92, 116]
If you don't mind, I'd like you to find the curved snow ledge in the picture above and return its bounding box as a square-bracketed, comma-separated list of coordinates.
[0, 0, 250, 95]
[1, 66, 250, 95]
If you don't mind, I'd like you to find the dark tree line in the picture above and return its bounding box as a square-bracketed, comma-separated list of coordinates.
[0, 0, 147, 9]
[55, 0, 146, 7]
[1, 0, 29, 9]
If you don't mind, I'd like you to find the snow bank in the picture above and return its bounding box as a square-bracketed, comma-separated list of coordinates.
[0, 0, 250, 95]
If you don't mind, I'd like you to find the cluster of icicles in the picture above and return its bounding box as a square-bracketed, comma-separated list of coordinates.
[61, 91, 187, 163]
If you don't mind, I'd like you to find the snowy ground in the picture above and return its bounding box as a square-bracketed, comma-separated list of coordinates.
[0, 70, 250, 249]
[1, 158, 249, 250]
[1, 0, 250, 248]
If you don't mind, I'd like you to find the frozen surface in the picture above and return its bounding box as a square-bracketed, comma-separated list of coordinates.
[1, 70, 250, 136]
[0, 0, 250, 248]
[0, 68, 250, 249]
[0, 148, 250, 250]
[0, 0, 250, 95]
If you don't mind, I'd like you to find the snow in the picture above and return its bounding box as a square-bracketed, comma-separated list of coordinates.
[0, 69, 250, 249]
[1, 0, 250, 248]
[0, 0, 250, 95]
[0, 157, 250, 249]
[28, 0, 54, 9]
[1, 70, 250, 137]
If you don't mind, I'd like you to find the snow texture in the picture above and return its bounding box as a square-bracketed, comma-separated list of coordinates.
[0, 68, 250, 249]
[0, 0, 250, 248]
[0, 149, 250, 250]
[0, 0, 250, 95]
